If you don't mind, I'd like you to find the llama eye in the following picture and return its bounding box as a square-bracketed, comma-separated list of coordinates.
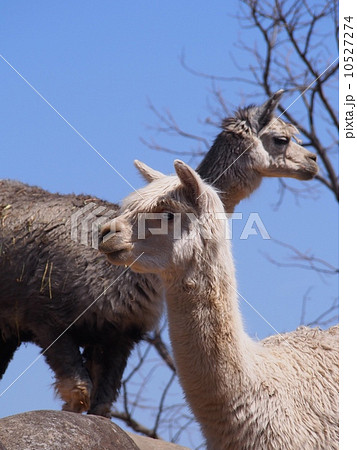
[273, 137, 289, 146]
[162, 212, 175, 221]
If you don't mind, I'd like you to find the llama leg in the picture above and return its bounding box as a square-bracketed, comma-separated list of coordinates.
[0, 336, 19, 379]
[36, 332, 92, 413]
[85, 334, 139, 417]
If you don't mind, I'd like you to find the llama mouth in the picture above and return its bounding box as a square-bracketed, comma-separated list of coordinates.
[287, 160, 318, 180]
[105, 249, 132, 266]
[300, 163, 319, 179]
[98, 238, 132, 253]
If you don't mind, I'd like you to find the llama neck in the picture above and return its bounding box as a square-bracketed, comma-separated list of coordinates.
[196, 132, 262, 213]
[162, 244, 260, 444]
[220, 181, 261, 214]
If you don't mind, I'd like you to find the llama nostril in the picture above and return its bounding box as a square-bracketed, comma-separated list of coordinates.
[99, 220, 123, 246]
[308, 153, 317, 162]
[99, 221, 117, 245]
[99, 222, 111, 239]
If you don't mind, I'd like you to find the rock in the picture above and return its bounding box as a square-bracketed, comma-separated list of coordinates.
[127, 432, 189, 449]
[0, 410, 189, 450]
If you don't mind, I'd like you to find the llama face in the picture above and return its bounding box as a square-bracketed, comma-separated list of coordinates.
[256, 120, 318, 180]
[220, 114, 318, 182]
[99, 161, 225, 275]
[194, 91, 318, 214]
[98, 199, 175, 273]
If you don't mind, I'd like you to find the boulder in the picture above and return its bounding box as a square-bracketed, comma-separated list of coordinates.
[0, 410, 189, 450]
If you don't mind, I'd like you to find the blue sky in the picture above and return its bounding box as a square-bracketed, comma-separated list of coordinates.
[0, 1, 339, 447]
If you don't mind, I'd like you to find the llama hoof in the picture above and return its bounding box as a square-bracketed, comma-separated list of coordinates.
[88, 403, 112, 418]
[57, 379, 92, 413]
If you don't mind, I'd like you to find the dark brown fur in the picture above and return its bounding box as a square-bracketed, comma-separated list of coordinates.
[0, 181, 163, 416]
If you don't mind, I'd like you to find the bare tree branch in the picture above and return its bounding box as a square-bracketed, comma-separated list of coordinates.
[300, 290, 338, 328]
[144, 329, 176, 373]
[307, 298, 339, 328]
[262, 238, 339, 277]
[111, 409, 162, 439]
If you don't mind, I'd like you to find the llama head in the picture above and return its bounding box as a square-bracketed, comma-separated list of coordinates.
[99, 160, 226, 275]
[196, 90, 318, 209]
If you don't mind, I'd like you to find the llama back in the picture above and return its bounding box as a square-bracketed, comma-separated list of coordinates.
[255, 325, 339, 449]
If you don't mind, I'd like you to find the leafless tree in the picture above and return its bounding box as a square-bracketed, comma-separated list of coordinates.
[146, 0, 339, 202]
[111, 1, 339, 447]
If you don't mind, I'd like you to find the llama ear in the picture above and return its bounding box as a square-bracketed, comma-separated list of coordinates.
[134, 160, 164, 182]
[174, 160, 203, 202]
[255, 89, 284, 131]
